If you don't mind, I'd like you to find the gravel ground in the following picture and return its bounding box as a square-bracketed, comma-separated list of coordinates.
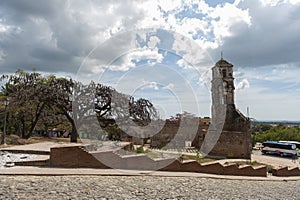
[0, 176, 299, 199]
[252, 150, 300, 168]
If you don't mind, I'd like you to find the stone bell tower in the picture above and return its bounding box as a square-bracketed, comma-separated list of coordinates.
[211, 58, 235, 115]
[201, 57, 251, 159]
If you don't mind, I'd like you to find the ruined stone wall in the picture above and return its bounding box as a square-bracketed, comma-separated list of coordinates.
[203, 105, 251, 159]
[205, 131, 251, 158]
[151, 120, 209, 149]
[151, 122, 179, 147]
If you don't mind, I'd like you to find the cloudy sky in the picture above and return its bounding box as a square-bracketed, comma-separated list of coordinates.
[1, 0, 300, 121]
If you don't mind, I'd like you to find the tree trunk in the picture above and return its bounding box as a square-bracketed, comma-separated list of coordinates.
[21, 118, 26, 139]
[70, 121, 78, 143]
[44, 123, 49, 137]
[64, 111, 77, 143]
[25, 104, 45, 139]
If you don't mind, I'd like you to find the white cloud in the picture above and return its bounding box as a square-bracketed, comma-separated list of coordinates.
[120, 47, 163, 69]
[176, 59, 192, 69]
[157, 0, 183, 12]
[84, 47, 164, 74]
[147, 36, 161, 49]
[290, 0, 300, 4]
[259, 0, 300, 6]
[134, 0, 252, 56]
[142, 80, 160, 90]
[236, 78, 250, 90]
[172, 33, 212, 70]
[210, 3, 252, 44]
[163, 83, 175, 90]
[136, 1, 166, 29]
[259, 0, 285, 6]
[0, 23, 11, 33]
[260, 65, 300, 84]
[199, 70, 211, 88]
[149, 81, 160, 90]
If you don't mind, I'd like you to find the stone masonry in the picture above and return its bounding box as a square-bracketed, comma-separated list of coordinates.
[201, 58, 251, 159]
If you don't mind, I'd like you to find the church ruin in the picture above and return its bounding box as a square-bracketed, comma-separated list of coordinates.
[106, 58, 252, 159]
[200, 58, 251, 159]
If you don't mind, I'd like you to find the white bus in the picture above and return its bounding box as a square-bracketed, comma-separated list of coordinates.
[279, 141, 300, 156]
[261, 141, 297, 157]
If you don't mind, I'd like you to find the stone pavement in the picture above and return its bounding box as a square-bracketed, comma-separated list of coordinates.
[0, 171, 299, 199]
[0, 166, 300, 181]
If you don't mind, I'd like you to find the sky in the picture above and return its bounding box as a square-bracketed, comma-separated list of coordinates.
[1, 0, 300, 121]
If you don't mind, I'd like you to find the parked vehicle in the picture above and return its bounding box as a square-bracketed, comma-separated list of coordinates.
[279, 141, 300, 156]
[261, 141, 297, 157]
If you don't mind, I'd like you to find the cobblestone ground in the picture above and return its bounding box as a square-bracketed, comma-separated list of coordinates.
[0, 176, 299, 199]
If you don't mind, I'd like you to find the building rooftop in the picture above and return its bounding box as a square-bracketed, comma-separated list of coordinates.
[215, 59, 233, 67]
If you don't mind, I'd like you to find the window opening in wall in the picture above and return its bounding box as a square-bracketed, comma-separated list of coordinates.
[222, 69, 226, 78]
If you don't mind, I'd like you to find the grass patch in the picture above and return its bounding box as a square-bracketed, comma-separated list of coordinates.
[136, 146, 150, 154]
[180, 154, 218, 163]
[224, 160, 263, 166]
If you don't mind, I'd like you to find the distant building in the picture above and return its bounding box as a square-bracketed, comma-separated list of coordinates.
[200, 58, 251, 159]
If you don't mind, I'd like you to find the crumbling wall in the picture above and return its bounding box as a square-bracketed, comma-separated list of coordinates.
[49, 146, 266, 177]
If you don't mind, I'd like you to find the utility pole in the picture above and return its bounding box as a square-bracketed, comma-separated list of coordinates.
[247, 106, 250, 119]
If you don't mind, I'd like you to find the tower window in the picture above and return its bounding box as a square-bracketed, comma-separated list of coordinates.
[222, 69, 226, 78]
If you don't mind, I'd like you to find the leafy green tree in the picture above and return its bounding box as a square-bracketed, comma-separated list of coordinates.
[1, 71, 159, 143]
[1, 70, 49, 138]
[253, 124, 300, 144]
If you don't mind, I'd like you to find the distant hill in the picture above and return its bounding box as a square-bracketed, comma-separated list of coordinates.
[252, 120, 300, 126]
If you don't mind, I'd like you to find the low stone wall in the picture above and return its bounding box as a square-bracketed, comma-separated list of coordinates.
[14, 159, 49, 167]
[49, 146, 267, 176]
[50, 146, 108, 168]
[161, 160, 267, 177]
[272, 167, 300, 177]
